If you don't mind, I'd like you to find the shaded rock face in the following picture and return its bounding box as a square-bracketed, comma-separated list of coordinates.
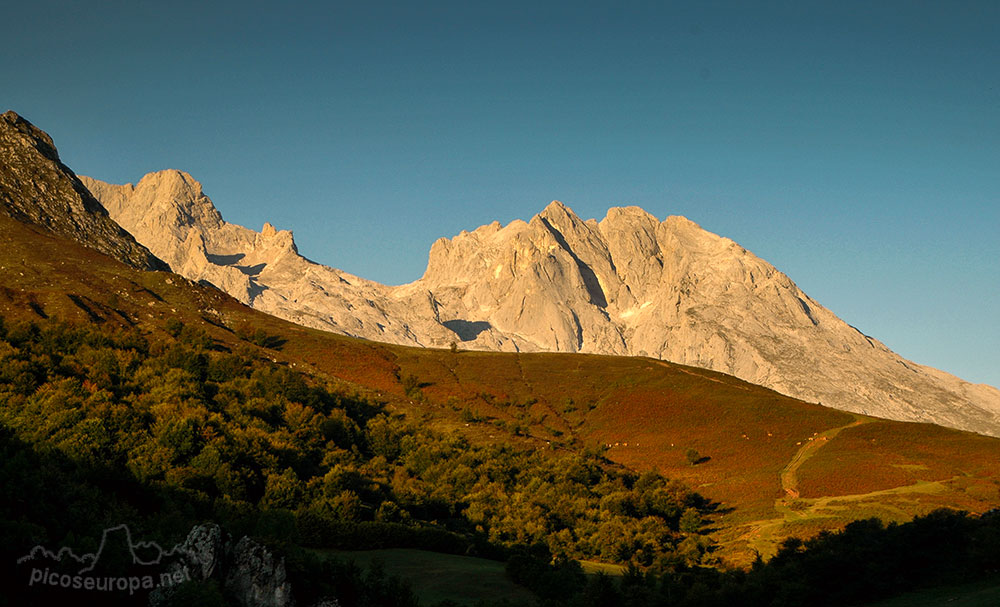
[151, 524, 299, 607]
[179, 522, 225, 580]
[84, 172, 1000, 437]
[226, 537, 295, 607]
[0, 111, 166, 271]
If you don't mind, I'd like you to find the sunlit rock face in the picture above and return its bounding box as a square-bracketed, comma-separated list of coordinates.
[85, 172, 1000, 437]
[80, 170, 461, 347]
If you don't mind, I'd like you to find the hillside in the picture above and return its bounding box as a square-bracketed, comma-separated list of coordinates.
[82, 171, 1000, 438]
[0, 212, 719, 607]
[4, 112, 1000, 605]
[384, 346, 1000, 564]
[3, 208, 1000, 568]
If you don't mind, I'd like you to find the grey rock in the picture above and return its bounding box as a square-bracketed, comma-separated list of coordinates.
[85, 172, 1000, 437]
[180, 523, 225, 580]
[148, 523, 227, 606]
[149, 524, 302, 607]
[225, 536, 295, 607]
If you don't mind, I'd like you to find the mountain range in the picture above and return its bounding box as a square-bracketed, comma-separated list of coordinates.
[79, 169, 1000, 437]
[2, 109, 996, 438]
[5, 109, 1000, 576]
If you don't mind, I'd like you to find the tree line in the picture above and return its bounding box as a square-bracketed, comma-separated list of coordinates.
[0, 315, 716, 606]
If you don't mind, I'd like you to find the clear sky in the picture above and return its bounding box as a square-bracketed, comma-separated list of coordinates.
[2, 1, 998, 387]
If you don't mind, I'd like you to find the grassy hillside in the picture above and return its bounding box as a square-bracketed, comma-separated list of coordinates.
[862, 577, 1000, 607]
[3, 210, 1000, 579]
[321, 548, 539, 605]
[382, 346, 1000, 564]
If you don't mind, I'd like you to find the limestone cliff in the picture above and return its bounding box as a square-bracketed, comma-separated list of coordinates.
[82, 172, 1000, 437]
[79, 171, 461, 347]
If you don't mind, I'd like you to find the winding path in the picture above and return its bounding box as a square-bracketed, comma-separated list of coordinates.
[779, 418, 868, 499]
[722, 415, 891, 560]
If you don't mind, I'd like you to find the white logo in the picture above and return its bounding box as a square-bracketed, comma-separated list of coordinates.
[18, 524, 198, 595]
[18, 524, 186, 574]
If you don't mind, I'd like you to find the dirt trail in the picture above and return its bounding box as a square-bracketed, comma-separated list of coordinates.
[717, 414, 945, 561]
[779, 418, 869, 498]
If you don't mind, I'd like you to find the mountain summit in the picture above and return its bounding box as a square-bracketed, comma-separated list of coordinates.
[82, 174, 1000, 437]
[0, 111, 165, 271]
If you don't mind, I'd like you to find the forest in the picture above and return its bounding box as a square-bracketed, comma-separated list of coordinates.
[0, 315, 713, 605]
[1, 315, 997, 606]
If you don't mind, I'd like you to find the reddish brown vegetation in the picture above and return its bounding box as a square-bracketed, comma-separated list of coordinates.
[4, 212, 1000, 560]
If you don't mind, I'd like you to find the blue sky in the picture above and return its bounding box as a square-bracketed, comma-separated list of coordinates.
[2, 1, 998, 386]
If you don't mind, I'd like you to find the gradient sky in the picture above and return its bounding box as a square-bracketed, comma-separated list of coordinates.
[2, 1, 998, 387]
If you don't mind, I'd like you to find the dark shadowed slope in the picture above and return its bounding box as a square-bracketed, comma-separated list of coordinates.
[0, 110, 166, 272]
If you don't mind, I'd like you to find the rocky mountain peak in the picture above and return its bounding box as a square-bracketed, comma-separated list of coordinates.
[257, 222, 297, 254]
[601, 205, 660, 230]
[84, 169, 1000, 437]
[536, 199, 592, 235]
[82, 169, 223, 237]
[0, 111, 166, 271]
[1, 111, 58, 162]
[137, 170, 217, 220]
[538, 199, 575, 221]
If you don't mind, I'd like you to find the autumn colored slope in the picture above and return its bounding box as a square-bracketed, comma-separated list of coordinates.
[3, 212, 999, 567]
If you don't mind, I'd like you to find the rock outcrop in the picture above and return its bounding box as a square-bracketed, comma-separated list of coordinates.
[225, 536, 295, 607]
[150, 523, 322, 607]
[0, 111, 166, 271]
[82, 172, 1000, 437]
[80, 170, 465, 348]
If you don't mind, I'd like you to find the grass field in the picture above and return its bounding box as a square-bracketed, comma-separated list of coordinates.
[797, 420, 1000, 501]
[319, 548, 538, 606]
[381, 343, 1000, 565]
[579, 560, 626, 576]
[315, 549, 626, 606]
[863, 577, 1000, 607]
